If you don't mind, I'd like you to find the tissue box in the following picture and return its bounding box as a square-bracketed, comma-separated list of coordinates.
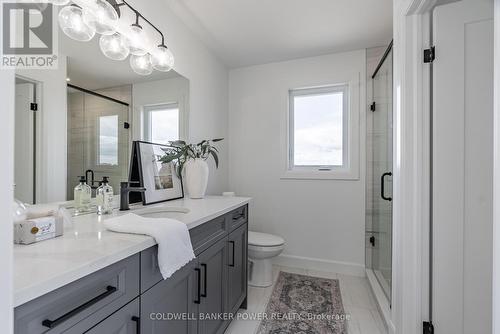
[14, 215, 64, 245]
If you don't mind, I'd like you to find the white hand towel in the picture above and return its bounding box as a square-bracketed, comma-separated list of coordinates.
[104, 213, 195, 279]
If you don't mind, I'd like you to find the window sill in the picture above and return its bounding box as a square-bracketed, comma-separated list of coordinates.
[280, 169, 359, 181]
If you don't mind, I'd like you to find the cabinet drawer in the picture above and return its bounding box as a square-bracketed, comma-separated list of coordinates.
[227, 205, 248, 232]
[14, 254, 140, 334]
[84, 298, 140, 334]
[189, 215, 227, 255]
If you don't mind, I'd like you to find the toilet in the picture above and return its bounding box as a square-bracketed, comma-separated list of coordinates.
[248, 231, 285, 287]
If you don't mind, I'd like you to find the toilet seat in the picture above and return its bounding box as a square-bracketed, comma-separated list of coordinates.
[248, 231, 285, 247]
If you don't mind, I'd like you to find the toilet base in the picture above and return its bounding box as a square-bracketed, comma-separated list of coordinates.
[248, 258, 273, 287]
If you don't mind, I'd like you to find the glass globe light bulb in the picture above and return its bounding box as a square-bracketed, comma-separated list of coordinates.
[99, 33, 129, 60]
[82, 0, 118, 35]
[124, 25, 148, 56]
[151, 45, 174, 72]
[58, 5, 95, 42]
[130, 54, 153, 75]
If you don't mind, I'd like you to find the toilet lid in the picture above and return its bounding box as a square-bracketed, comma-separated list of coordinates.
[248, 231, 285, 247]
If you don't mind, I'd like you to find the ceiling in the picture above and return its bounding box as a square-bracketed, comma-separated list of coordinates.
[165, 0, 393, 68]
[61, 34, 180, 91]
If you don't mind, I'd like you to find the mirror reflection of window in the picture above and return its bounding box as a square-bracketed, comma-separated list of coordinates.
[143, 103, 180, 144]
[98, 115, 119, 166]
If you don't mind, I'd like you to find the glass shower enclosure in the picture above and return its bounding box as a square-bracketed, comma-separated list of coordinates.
[67, 85, 130, 199]
[366, 43, 393, 301]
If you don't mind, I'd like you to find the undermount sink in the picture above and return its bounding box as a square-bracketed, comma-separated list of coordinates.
[132, 206, 190, 219]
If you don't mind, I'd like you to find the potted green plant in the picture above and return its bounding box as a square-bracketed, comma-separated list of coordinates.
[160, 138, 223, 199]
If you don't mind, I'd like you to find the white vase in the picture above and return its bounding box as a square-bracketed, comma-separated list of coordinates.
[184, 158, 209, 199]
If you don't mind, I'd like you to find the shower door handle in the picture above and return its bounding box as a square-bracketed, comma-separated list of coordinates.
[381, 172, 392, 201]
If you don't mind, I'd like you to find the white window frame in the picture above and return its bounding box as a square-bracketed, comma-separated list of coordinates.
[142, 102, 180, 144]
[282, 80, 360, 180]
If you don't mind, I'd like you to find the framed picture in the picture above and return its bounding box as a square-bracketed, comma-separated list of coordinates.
[129, 141, 184, 205]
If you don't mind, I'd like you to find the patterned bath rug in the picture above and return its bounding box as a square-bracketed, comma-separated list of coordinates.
[257, 271, 347, 334]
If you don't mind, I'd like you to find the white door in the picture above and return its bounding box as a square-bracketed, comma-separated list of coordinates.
[433, 1, 493, 333]
[14, 83, 35, 204]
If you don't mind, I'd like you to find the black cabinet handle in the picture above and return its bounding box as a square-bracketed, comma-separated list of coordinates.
[201, 263, 207, 298]
[131, 316, 140, 334]
[194, 268, 201, 304]
[229, 241, 235, 267]
[42, 285, 117, 328]
[381, 172, 392, 201]
[233, 213, 244, 221]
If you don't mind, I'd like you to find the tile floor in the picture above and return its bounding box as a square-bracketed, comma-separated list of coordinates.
[224, 266, 387, 334]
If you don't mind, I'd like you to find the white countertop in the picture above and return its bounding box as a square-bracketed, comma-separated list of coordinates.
[13, 196, 250, 307]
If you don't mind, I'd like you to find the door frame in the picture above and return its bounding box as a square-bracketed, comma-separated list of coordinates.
[14, 75, 42, 204]
[394, 1, 499, 334]
[391, 0, 439, 333]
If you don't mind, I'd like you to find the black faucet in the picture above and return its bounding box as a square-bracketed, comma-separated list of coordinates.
[120, 182, 146, 211]
[85, 169, 101, 189]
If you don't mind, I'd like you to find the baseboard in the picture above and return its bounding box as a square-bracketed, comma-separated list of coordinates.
[272, 254, 365, 277]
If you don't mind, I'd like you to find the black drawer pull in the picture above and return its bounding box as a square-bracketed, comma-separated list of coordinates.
[131, 316, 141, 334]
[42, 285, 117, 328]
[194, 268, 201, 304]
[201, 263, 207, 298]
[229, 241, 235, 267]
[232, 212, 245, 221]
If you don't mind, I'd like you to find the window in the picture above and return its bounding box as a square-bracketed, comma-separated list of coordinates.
[285, 84, 358, 180]
[143, 103, 179, 144]
[98, 115, 119, 165]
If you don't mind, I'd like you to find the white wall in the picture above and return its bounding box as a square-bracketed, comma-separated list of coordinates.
[228, 50, 366, 275]
[494, 1, 500, 333]
[127, 0, 229, 195]
[0, 70, 14, 333]
[16, 56, 67, 203]
[132, 76, 190, 141]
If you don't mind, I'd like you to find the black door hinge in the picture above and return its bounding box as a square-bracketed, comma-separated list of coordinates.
[30, 103, 38, 111]
[123, 122, 130, 129]
[369, 236, 375, 247]
[424, 46, 435, 63]
[423, 321, 434, 334]
[370, 102, 376, 112]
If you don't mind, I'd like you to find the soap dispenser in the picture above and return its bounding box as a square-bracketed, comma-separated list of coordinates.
[74, 176, 91, 213]
[96, 176, 113, 215]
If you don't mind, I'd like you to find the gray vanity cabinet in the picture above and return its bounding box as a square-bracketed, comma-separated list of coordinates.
[84, 298, 140, 334]
[14, 205, 248, 334]
[140, 260, 198, 334]
[196, 237, 228, 334]
[226, 223, 248, 315]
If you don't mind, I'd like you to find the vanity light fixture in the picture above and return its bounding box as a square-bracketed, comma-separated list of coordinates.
[58, 4, 96, 42]
[55, 0, 174, 75]
[124, 13, 148, 56]
[99, 32, 130, 60]
[151, 44, 174, 72]
[82, 0, 119, 35]
[130, 54, 153, 76]
[51, 0, 71, 5]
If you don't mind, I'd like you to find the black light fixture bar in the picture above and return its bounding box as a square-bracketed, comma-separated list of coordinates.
[111, 0, 167, 47]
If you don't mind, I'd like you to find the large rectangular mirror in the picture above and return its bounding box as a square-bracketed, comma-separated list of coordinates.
[14, 31, 189, 205]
